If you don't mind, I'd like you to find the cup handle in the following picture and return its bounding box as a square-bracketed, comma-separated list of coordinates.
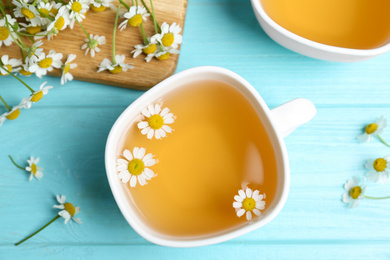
[270, 98, 316, 138]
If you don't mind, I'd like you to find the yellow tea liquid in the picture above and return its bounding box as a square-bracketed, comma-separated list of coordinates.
[261, 0, 390, 49]
[119, 80, 278, 237]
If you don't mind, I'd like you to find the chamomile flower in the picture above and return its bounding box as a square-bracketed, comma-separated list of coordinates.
[25, 156, 44, 181]
[0, 15, 17, 47]
[0, 55, 22, 76]
[21, 82, 54, 108]
[137, 104, 175, 139]
[12, 1, 42, 26]
[50, 1, 63, 16]
[46, 7, 70, 40]
[90, 0, 114, 12]
[131, 37, 158, 60]
[97, 54, 133, 74]
[81, 34, 106, 57]
[152, 22, 183, 49]
[29, 50, 63, 78]
[0, 98, 28, 126]
[61, 54, 77, 85]
[365, 156, 390, 183]
[19, 23, 43, 35]
[116, 147, 157, 187]
[25, 40, 44, 66]
[53, 195, 82, 224]
[233, 188, 266, 221]
[37, 2, 54, 26]
[342, 176, 366, 208]
[357, 116, 387, 143]
[17, 63, 33, 77]
[118, 6, 150, 30]
[66, 0, 89, 29]
[154, 47, 180, 61]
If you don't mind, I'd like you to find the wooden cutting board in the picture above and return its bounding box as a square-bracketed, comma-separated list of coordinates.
[0, 0, 187, 90]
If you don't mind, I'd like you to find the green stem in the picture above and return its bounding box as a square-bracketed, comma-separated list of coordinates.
[15, 215, 60, 246]
[118, 0, 129, 10]
[0, 65, 35, 93]
[0, 95, 11, 111]
[76, 19, 92, 41]
[376, 135, 390, 148]
[6, 0, 14, 18]
[140, 22, 148, 45]
[148, 0, 158, 34]
[364, 195, 390, 200]
[54, 0, 67, 5]
[140, 0, 160, 32]
[112, 3, 121, 64]
[37, 9, 55, 21]
[8, 155, 25, 170]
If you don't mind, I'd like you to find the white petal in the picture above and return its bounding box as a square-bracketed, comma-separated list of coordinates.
[72, 217, 82, 224]
[141, 127, 151, 135]
[138, 175, 147, 186]
[246, 188, 252, 198]
[234, 195, 243, 202]
[233, 202, 242, 208]
[122, 173, 131, 183]
[349, 200, 360, 208]
[164, 117, 174, 124]
[138, 121, 148, 129]
[141, 108, 151, 118]
[252, 190, 259, 199]
[143, 168, 155, 179]
[53, 205, 65, 209]
[160, 107, 170, 117]
[130, 175, 137, 187]
[147, 129, 154, 139]
[133, 147, 140, 159]
[137, 147, 146, 159]
[342, 193, 352, 203]
[154, 104, 161, 114]
[246, 211, 252, 221]
[237, 209, 245, 217]
[158, 128, 166, 138]
[116, 164, 127, 171]
[253, 209, 261, 216]
[142, 153, 153, 163]
[238, 189, 246, 199]
[144, 159, 156, 167]
[155, 129, 161, 139]
[148, 104, 155, 115]
[123, 149, 133, 161]
[162, 125, 172, 133]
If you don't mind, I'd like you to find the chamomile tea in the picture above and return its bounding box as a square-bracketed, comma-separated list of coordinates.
[117, 80, 278, 237]
[261, 0, 390, 49]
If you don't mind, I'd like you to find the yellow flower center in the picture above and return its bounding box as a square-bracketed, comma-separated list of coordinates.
[71, 2, 82, 13]
[31, 163, 37, 174]
[128, 14, 143, 27]
[143, 44, 157, 54]
[365, 123, 378, 134]
[109, 65, 122, 74]
[148, 114, 164, 129]
[20, 68, 33, 76]
[128, 158, 145, 175]
[242, 198, 256, 211]
[63, 64, 70, 74]
[0, 64, 12, 76]
[90, 5, 106, 12]
[350, 186, 362, 200]
[39, 8, 50, 18]
[55, 16, 65, 30]
[161, 33, 174, 47]
[6, 109, 20, 120]
[50, 7, 59, 16]
[0, 26, 10, 41]
[38, 57, 53, 69]
[26, 25, 42, 35]
[21, 7, 36, 19]
[373, 158, 387, 172]
[31, 91, 43, 102]
[64, 202, 76, 217]
[157, 52, 170, 61]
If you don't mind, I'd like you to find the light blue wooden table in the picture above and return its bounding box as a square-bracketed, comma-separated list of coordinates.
[2, 0, 390, 259]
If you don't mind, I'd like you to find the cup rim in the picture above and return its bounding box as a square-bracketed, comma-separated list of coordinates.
[105, 66, 290, 247]
[251, 0, 390, 56]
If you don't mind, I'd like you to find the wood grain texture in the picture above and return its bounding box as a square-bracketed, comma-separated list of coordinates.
[0, 0, 187, 90]
[1, 0, 390, 259]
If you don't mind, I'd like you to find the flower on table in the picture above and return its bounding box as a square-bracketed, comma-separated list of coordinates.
[233, 188, 266, 221]
[0, 14, 17, 47]
[17, 63, 33, 77]
[131, 37, 158, 60]
[365, 156, 390, 183]
[342, 176, 366, 208]
[12, 1, 42, 26]
[137, 104, 175, 139]
[37, 2, 54, 26]
[53, 195, 82, 224]
[97, 54, 133, 74]
[61, 54, 77, 85]
[152, 22, 183, 49]
[357, 116, 386, 143]
[26, 156, 44, 181]
[0, 55, 22, 76]
[50, 1, 63, 16]
[66, 0, 89, 29]
[154, 47, 180, 61]
[0, 98, 28, 126]
[90, 0, 114, 12]
[119, 6, 150, 30]
[29, 50, 63, 78]
[19, 22, 43, 36]
[21, 82, 54, 108]
[81, 34, 106, 57]
[25, 41, 44, 66]
[116, 147, 157, 187]
[46, 7, 71, 40]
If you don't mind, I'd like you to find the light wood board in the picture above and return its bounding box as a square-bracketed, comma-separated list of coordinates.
[0, 0, 187, 90]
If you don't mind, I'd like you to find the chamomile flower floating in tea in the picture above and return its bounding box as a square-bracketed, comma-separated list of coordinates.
[8, 155, 43, 181]
[233, 188, 266, 221]
[29, 50, 63, 78]
[81, 34, 106, 57]
[15, 195, 81, 246]
[365, 156, 390, 183]
[137, 104, 175, 139]
[61, 54, 77, 85]
[118, 6, 150, 30]
[116, 147, 157, 187]
[357, 116, 389, 146]
[0, 55, 22, 75]
[0, 15, 16, 47]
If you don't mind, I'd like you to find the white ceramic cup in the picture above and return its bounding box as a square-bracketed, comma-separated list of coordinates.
[105, 66, 317, 247]
[250, 0, 390, 62]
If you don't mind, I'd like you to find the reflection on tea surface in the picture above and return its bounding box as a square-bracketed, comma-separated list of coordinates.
[119, 80, 278, 237]
[262, 0, 390, 49]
